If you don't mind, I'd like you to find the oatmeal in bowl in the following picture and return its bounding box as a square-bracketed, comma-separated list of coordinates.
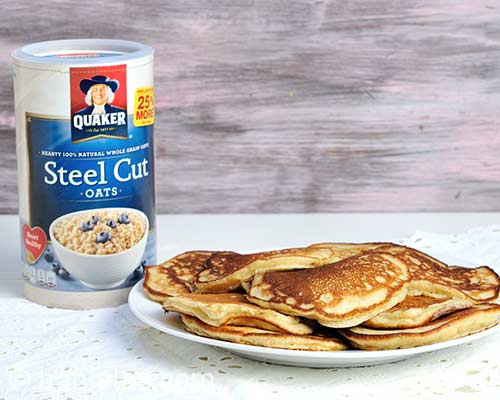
[49, 208, 149, 289]
[52, 209, 147, 256]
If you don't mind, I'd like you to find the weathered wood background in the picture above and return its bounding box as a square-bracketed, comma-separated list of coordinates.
[1, 0, 500, 213]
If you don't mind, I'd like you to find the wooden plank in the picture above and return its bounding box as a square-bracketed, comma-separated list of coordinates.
[1, 0, 500, 213]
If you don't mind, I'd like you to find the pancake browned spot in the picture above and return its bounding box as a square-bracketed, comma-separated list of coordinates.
[163, 293, 313, 334]
[363, 295, 473, 329]
[339, 304, 500, 350]
[246, 251, 410, 328]
[377, 245, 500, 303]
[194, 243, 387, 293]
[180, 314, 349, 351]
[143, 251, 227, 301]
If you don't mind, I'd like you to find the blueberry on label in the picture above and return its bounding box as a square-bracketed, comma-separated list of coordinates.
[58, 268, 70, 280]
[91, 215, 100, 224]
[44, 252, 55, 263]
[80, 220, 94, 232]
[105, 219, 117, 229]
[51, 262, 61, 273]
[133, 265, 144, 279]
[118, 213, 130, 224]
[96, 231, 112, 243]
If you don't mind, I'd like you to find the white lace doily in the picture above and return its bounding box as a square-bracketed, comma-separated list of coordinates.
[1, 226, 500, 400]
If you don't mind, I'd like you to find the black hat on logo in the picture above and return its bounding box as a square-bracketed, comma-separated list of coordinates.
[80, 75, 119, 94]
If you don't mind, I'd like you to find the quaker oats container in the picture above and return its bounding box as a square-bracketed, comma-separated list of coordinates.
[12, 39, 156, 309]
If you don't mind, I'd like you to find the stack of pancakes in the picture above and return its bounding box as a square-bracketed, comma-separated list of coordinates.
[143, 243, 500, 350]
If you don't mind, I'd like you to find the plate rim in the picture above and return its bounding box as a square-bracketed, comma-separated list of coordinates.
[128, 279, 500, 361]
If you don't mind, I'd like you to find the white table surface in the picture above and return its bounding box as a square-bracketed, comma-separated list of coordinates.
[2, 213, 500, 400]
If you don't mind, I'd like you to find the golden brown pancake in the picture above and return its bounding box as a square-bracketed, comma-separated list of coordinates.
[180, 314, 349, 351]
[143, 251, 221, 301]
[377, 245, 500, 303]
[339, 304, 500, 350]
[194, 243, 386, 293]
[163, 293, 313, 334]
[246, 251, 410, 328]
[363, 295, 473, 329]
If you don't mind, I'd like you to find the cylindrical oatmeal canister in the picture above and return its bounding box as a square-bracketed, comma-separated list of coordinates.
[12, 39, 156, 309]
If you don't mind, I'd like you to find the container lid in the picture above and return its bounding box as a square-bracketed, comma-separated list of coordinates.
[12, 39, 153, 68]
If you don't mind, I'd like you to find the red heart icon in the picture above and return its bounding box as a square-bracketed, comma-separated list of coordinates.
[23, 225, 47, 263]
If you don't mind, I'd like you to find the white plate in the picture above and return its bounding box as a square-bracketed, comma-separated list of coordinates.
[128, 279, 500, 368]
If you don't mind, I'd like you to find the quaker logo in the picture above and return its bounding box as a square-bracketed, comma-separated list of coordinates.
[70, 65, 127, 142]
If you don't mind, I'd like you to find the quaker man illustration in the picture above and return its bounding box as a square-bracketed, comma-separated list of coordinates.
[76, 75, 124, 115]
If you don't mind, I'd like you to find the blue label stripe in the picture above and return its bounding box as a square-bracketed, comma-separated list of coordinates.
[26, 114, 155, 237]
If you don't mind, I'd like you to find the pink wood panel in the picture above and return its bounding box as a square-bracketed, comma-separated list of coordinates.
[1, 0, 500, 212]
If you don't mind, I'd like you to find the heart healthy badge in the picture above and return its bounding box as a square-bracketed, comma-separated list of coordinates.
[23, 224, 47, 263]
